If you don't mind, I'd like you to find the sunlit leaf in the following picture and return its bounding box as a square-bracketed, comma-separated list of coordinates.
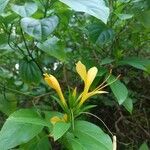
[59, 0, 110, 24]
[21, 16, 59, 41]
[11, 2, 38, 17]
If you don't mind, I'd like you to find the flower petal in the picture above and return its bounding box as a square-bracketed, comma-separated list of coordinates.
[44, 73, 67, 108]
[76, 61, 87, 81]
[85, 67, 98, 93]
[44, 73, 61, 90]
[79, 90, 107, 106]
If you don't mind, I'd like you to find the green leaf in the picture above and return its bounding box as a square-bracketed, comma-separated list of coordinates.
[21, 135, 52, 150]
[118, 57, 150, 72]
[87, 23, 114, 45]
[21, 16, 59, 41]
[6, 109, 50, 127]
[51, 122, 71, 141]
[59, 0, 110, 24]
[0, 0, 10, 14]
[11, 2, 38, 17]
[63, 120, 112, 150]
[19, 59, 42, 84]
[0, 93, 17, 116]
[37, 37, 67, 62]
[139, 142, 149, 150]
[0, 109, 46, 150]
[122, 98, 133, 114]
[107, 75, 128, 104]
[0, 122, 43, 150]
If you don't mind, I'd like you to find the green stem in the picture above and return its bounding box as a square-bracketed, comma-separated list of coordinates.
[70, 109, 75, 131]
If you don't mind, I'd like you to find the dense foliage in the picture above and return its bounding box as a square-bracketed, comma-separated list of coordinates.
[0, 0, 150, 149]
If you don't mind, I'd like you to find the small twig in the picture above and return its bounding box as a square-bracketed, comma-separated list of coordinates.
[43, 0, 49, 17]
[20, 26, 43, 74]
[7, 23, 26, 56]
[81, 111, 113, 137]
[0, 84, 34, 97]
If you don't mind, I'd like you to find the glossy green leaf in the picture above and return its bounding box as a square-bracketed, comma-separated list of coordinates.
[59, 0, 109, 24]
[6, 109, 50, 127]
[19, 59, 42, 84]
[51, 122, 71, 141]
[123, 98, 133, 114]
[0, 0, 10, 14]
[37, 37, 67, 62]
[0, 109, 45, 150]
[21, 16, 59, 41]
[63, 120, 112, 150]
[139, 142, 149, 150]
[107, 75, 128, 104]
[11, 2, 38, 17]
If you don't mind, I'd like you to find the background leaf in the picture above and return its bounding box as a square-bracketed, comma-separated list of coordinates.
[0, 93, 17, 116]
[11, 2, 38, 17]
[87, 23, 114, 45]
[59, 0, 110, 23]
[118, 57, 150, 72]
[21, 16, 59, 41]
[19, 59, 42, 84]
[37, 37, 67, 62]
[0, 0, 10, 14]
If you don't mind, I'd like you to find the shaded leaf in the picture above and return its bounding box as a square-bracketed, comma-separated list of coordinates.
[0, 93, 17, 116]
[123, 98, 133, 114]
[19, 59, 42, 84]
[118, 57, 150, 72]
[37, 37, 67, 62]
[87, 23, 114, 45]
[139, 142, 149, 150]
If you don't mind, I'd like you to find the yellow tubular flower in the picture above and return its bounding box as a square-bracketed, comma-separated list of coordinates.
[76, 61, 111, 107]
[44, 73, 67, 108]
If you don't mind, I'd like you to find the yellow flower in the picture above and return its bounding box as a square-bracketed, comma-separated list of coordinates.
[50, 114, 68, 125]
[44, 73, 68, 108]
[76, 61, 108, 106]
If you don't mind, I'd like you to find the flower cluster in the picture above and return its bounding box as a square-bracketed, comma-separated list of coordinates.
[44, 61, 118, 124]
